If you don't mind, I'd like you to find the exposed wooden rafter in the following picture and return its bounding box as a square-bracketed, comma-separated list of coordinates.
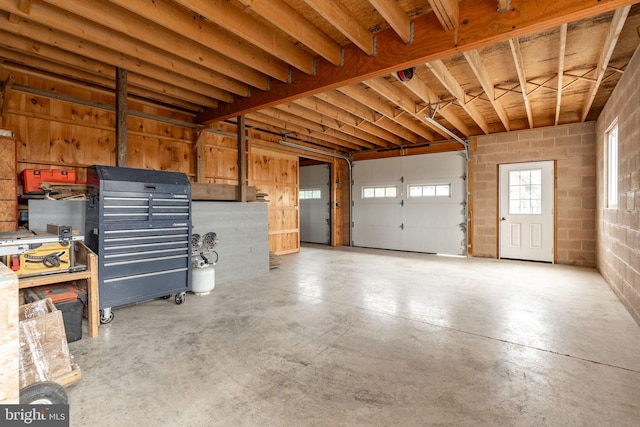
[171, 0, 315, 75]
[581, 6, 631, 121]
[235, 0, 342, 66]
[197, 0, 638, 124]
[426, 60, 490, 134]
[301, 0, 376, 55]
[463, 50, 511, 131]
[43, 0, 269, 89]
[428, 0, 459, 31]
[106, 0, 291, 82]
[0, 3, 247, 97]
[555, 24, 568, 125]
[336, 85, 435, 141]
[367, 0, 413, 43]
[365, 76, 456, 139]
[509, 37, 534, 129]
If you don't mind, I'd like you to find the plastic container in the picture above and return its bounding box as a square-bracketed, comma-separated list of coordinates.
[55, 299, 84, 342]
[21, 169, 77, 194]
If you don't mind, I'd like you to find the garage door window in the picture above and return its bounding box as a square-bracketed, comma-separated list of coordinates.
[300, 189, 322, 200]
[362, 186, 397, 198]
[408, 184, 450, 197]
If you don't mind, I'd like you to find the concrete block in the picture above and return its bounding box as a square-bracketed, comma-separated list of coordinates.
[192, 202, 269, 286]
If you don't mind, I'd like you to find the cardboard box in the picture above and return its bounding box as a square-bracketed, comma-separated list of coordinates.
[18, 298, 72, 389]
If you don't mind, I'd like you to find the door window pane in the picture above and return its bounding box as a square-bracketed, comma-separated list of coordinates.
[509, 169, 542, 214]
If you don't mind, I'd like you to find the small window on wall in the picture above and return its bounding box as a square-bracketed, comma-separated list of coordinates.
[300, 189, 321, 200]
[408, 184, 451, 198]
[606, 120, 618, 208]
[362, 186, 397, 199]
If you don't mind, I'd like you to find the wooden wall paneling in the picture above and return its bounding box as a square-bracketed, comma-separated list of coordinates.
[250, 145, 299, 255]
[0, 137, 17, 231]
[49, 121, 79, 164]
[203, 133, 239, 184]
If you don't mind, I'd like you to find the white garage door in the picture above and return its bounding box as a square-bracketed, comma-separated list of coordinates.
[352, 151, 467, 255]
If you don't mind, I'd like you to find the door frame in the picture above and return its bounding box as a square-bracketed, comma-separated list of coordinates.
[498, 160, 556, 263]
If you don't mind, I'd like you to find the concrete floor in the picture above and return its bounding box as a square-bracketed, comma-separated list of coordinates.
[67, 245, 640, 426]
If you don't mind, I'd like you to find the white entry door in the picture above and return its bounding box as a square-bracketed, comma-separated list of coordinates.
[499, 161, 554, 262]
[300, 164, 330, 244]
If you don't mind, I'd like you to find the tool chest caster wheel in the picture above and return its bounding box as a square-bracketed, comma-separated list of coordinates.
[175, 293, 186, 305]
[100, 308, 114, 324]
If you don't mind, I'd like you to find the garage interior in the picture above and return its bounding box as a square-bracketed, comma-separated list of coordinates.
[1, 0, 640, 424]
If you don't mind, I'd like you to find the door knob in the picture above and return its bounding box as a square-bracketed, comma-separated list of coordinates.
[501, 217, 506, 221]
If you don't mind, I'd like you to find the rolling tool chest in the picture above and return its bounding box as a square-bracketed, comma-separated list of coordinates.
[85, 166, 192, 323]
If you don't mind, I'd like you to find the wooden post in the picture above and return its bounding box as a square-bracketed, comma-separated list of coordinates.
[237, 115, 247, 202]
[0, 74, 15, 128]
[115, 67, 128, 167]
[194, 129, 207, 183]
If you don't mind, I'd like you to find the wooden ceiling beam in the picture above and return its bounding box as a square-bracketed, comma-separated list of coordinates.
[246, 112, 365, 152]
[426, 59, 490, 134]
[0, 49, 218, 109]
[0, 3, 249, 97]
[391, 73, 471, 136]
[315, 91, 377, 123]
[198, 0, 637, 124]
[236, 0, 342, 67]
[172, 0, 314, 75]
[41, 0, 267, 89]
[17, 0, 30, 14]
[463, 49, 510, 131]
[277, 102, 391, 147]
[296, 95, 407, 146]
[1, 60, 204, 111]
[580, 6, 631, 122]
[367, 0, 413, 43]
[261, 107, 377, 150]
[106, 0, 290, 82]
[0, 29, 227, 104]
[301, 0, 375, 55]
[365, 76, 451, 139]
[509, 37, 534, 129]
[555, 23, 568, 125]
[428, 0, 459, 31]
[336, 85, 435, 141]
[314, 91, 429, 144]
[245, 117, 354, 154]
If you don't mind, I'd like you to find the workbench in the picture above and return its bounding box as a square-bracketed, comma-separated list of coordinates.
[18, 242, 99, 338]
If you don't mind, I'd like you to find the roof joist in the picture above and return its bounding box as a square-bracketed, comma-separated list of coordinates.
[197, 0, 638, 124]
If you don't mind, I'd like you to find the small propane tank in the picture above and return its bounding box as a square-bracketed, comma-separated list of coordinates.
[191, 262, 215, 296]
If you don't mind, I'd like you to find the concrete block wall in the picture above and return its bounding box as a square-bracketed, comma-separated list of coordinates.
[472, 122, 597, 267]
[596, 46, 640, 324]
[192, 202, 269, 285]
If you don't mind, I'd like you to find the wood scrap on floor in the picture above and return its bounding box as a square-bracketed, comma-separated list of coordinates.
[269, 252, 280, 269]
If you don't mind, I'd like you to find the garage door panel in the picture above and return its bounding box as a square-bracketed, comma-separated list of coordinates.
[353, 151, 466, 255]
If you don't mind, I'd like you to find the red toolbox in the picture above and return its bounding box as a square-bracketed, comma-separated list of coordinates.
[21, 169, 77, 194]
